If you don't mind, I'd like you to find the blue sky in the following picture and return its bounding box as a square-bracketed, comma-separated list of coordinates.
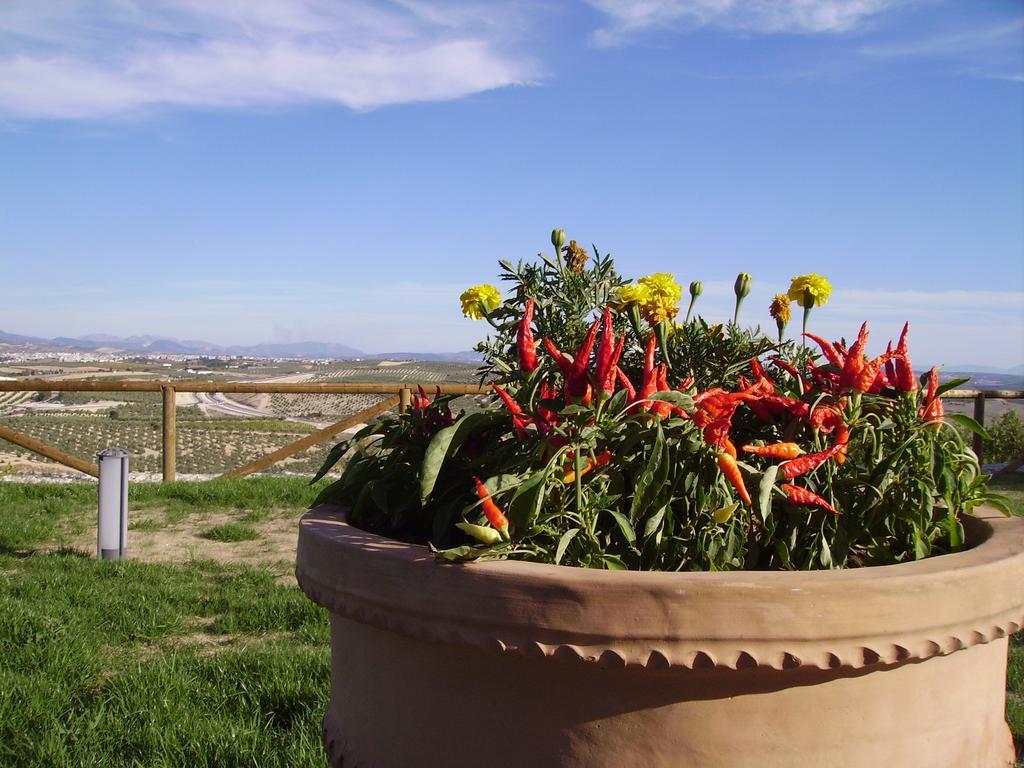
[1, 0, 1022, 367]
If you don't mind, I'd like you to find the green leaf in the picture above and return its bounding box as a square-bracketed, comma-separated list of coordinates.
[945, 413, 991, 441]
[643, 505, 667, 540]
[606, 509, 636, 544]
[631, 425, 665, 520]
[507, 470, 548, 532]
[982, 495, 1014, 517]
[646, 391, 694, 410]
[604, 388, 629, 416]
[420, 411, 504, 504]
[818, 538, 832, 568]
[311, 440, 350, 484]
[554, 528, 580, 565]
[758, 465, 779, 524]
[913, 526, 929, 559]
[311, 477, 344, 507]
[935, 377, 970, 397]
[602, 553, 628, 570]
[431, 544, 482, 562]
[946, 513, 965, 548]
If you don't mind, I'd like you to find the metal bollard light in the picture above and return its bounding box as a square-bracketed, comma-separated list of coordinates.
[97, 448, 129, 560]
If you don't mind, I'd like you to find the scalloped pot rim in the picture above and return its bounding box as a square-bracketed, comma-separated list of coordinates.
[296, 504, 1024, 673]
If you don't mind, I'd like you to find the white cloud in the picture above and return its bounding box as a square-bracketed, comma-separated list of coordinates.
[860, 18, 1024, 81]
[0, 0, 538, 119]
[586, 0, 903, 46]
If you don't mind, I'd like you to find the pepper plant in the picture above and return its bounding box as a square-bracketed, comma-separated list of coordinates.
[314, 233, 1011, 571]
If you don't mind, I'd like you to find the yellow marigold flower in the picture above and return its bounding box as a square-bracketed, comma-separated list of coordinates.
[459, 284, 502, 320]
[788, 274, 832, 309]
[769, 294, 792, 324]
[637, 273, 682, 324]
[613, 283, 651, 309]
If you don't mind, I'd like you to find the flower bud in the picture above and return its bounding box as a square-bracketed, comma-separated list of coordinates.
[689, 280, 703, 299]
[551, 229, 566, 252]
[732, 273, 752, 325]
[734, 273, 752, 301]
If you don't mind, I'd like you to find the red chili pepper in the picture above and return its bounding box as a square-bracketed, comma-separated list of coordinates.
[411, 384, 431, 411]
[742, 442, 804, 460]
[615, 367, 637, 401]
[833, 423, 850, 465]
[839, 322, 870, 389]
[807, 403, 843, 432]
[718, 452, 751, 505]
[894, 322, 917, 392]
[923, 366, 938, 404]
[770, 358, 810, 390]
[595, 308, 614, 392]
[573, 318, 601, 382]
[745, 397, 775, 422]
[638, 332, 658, 407]
[651, 364, 673, 418]
[807, 360, 839, 391]
[544, 317, 600, 403]
[748, 359, 776, 396]
[693, 387, 729, 406]
[918, 367, 944, 422]
[703, 416, 731, 450]
[852, 349, 894, 393]
[473, 476, 509, 532]
[781, 443, 845, 479]
[491, 383, 535, 439]
[760, 394, 809, 420]
[517, 298, 539, 373]
[595, 309, 625, 397]
[883, 342, 897, 387]
[782, 483, 839, 515]
[803, 332, 844, 369]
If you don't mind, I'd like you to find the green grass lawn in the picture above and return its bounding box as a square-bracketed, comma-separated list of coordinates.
[0, 477, 330, 767]
[0, 474, 1022, 765]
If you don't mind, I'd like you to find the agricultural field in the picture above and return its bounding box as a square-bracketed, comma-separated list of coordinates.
[0, 358, 482, 479]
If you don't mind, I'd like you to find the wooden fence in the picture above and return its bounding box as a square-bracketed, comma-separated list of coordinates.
[0, 379, 486, 481]
[0, 380, 1020, 480]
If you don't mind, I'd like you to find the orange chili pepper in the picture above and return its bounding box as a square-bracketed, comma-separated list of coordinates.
[742, 442, 804, 460]
[562, 451, 613, 484]
[722, 437, 737, 459]
[717, 452, 751, 505]
[472, 476, 508, 532]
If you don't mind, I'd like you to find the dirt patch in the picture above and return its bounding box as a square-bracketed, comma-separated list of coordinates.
[0, 451, 92, 478]
[64, 509, 302, 583]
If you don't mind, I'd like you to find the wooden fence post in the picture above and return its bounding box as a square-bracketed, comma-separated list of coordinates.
[162, 384, 176, 482]
[399, 386, 411, 414]
[973, 393, 985, 465]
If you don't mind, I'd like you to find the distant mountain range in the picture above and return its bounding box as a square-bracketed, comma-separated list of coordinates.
[2, 329, 1021, 382]
[0, 330, 480, 364]
[946, 364, 1024, 375]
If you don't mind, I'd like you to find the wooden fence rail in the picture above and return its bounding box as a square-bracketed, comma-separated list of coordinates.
[0, 380, 1020, 481]
[0, 379, 487, 481]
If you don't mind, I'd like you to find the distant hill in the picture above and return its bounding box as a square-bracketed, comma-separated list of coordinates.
[0, 329, 477, 363]
[942, 371, 1024, 391]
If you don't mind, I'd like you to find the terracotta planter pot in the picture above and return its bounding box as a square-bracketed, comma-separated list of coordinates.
[297, 505, 1024, 768]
